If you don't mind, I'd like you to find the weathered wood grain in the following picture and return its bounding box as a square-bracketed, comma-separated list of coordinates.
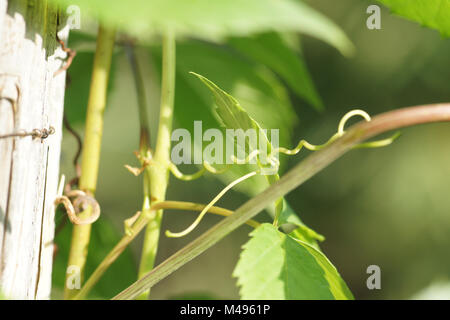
[0, 0, 68, 299]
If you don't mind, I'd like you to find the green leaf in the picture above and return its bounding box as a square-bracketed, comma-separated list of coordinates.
[233, 224, 353, 300]
[229, 32, 323, 110]
[192, 72, 274, 161]
[190, 69, 322, 246]
[51, 0, 353, 55]
[378, 0, 450, 36]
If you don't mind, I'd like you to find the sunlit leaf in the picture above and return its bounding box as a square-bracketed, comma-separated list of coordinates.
[192, 72, 274, 161]
[233, 224, 353, 300]
[191, 70, 322, 247]
[378, 0, 450, 36]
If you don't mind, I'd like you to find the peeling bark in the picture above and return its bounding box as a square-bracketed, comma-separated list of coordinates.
[0, 0, 68, 299]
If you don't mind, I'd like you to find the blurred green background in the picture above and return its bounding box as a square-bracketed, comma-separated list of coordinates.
[54, 0, 450, 299]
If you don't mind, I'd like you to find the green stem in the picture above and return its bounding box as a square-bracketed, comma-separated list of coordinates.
[112, 103, 450, 300]
[64, 25, 116, 300]
[266, 174, 283, 226]
[125, 43, 151, 156]
[73, 201, 257, 300]
[124, 42, 153, 246]
[137, 29, 176, 299]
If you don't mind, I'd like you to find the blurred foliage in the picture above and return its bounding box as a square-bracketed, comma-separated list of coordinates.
[411, 281, 450, 300]
[229, 32, 323, 110]
[378, 0, 450, 36]
[50, 0, 353, 55]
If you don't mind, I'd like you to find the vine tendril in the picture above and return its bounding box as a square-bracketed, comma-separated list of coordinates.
[165, 170, 258, 238]
[54, 174, 101, 225]
[164, 109, 399, 182]
[337, 109, 371, 135]
[126, 109, 400, 238]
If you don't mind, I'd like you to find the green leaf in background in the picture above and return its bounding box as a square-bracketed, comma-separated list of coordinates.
[52, 211, 137, 299]
[50, 0, 353, 55]
[63, 51, 94, 124]
[233, 224, 353, 300]
[378, 0, 450, 37]
[177, 42, 297, 149]
[229, 32, 323, 111]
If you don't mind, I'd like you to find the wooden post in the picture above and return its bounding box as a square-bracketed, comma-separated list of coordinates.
[0, 0, 68, 299]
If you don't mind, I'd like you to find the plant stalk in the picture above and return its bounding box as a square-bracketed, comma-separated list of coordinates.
[137, 29, 176, 299]
[64, 25, 116, 300]
[124, 42, 153, 256]
[113, 103, 450, 300]
[125, 43, 151, 156]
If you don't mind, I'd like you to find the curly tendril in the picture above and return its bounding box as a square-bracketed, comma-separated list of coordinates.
[167, 149, 261, 181]
[165, 170, 258, 238]
[167, 109, 399, 182]
[127, 109, 400, 239]
[54, 175, 101, 225]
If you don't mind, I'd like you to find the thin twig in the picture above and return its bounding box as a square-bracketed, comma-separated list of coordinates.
[136, 29, 176, 300]
[54, 33, 77, 77]
[124, 41, 151, 152]
[63, 114, 82, 177]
